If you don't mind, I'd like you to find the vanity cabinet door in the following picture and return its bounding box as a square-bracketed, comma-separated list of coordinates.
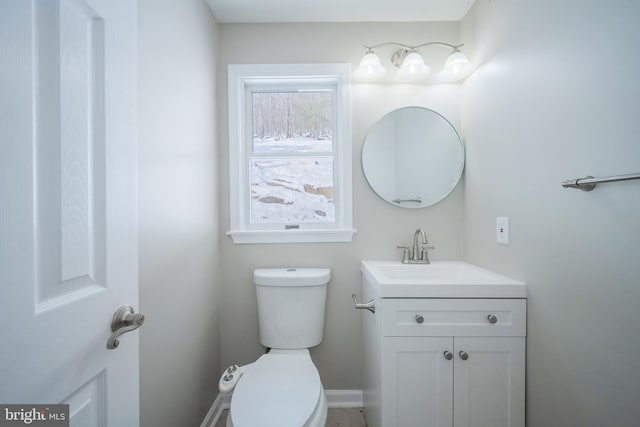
[453, 337, 526, 427]
[382, 336, 454, 427]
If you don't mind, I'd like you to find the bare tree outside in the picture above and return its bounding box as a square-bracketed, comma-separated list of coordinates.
[250, 91, 335, 223]
[253, 92, 333, 151]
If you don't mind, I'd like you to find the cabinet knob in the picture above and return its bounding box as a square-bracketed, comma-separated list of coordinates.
[459, 351, 469, 361]
[415, 314, 424, 324]
[443, 351, 453, 360]
[487, 314, 498, 324]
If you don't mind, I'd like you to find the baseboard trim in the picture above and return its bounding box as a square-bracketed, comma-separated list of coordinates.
[200, 389, 363, 427]
[325, 389, 364, 408]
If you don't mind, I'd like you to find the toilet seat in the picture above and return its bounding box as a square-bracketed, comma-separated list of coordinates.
[229, 350, 324, 427]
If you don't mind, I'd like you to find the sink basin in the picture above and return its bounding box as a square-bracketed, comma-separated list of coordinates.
[361, 260, 526, 298]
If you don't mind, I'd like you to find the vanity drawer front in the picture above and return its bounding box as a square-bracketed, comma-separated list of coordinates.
[381, 299, 526, 337]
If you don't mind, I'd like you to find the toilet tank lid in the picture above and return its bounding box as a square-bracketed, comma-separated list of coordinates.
[254, 268, 331, 287]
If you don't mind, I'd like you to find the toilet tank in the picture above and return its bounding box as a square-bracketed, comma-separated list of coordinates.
[254, 268, 330, 349]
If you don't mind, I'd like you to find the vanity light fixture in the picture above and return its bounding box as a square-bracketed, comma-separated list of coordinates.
[353, 48, 387, 82]
[439, 47, 473, 82]
[354, 42, 472, 83]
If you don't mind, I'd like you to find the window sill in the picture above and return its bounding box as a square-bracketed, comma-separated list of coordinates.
[226, 228, 356, 244]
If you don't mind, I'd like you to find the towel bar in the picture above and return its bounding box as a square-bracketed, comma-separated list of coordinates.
[561, 173, 640, 191]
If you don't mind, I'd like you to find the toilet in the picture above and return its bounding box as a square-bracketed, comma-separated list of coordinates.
[224, 268, 331, 427]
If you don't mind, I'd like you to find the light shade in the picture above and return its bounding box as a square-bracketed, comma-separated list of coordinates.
[396, 51, 431, 82]
[439, 50, 472, 82]
[354, 51, 387, 82]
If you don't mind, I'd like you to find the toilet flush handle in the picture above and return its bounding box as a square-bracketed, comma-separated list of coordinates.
[352, 293, 375, 314]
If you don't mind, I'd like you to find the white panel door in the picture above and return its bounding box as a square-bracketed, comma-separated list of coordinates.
[382, 337, 454, 427]
[453, 337, 526, 427]
[0, 0, 139, 425]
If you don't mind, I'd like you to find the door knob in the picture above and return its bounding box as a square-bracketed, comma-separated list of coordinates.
[487, 314, 498, 324]
[443, 351, 453, 360]
[415, 315, 424, 324]
[459, 351, 469, 361]
[107, 305, 145, 349]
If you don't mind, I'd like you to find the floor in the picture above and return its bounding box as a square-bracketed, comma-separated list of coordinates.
[214, 408, 367, 427]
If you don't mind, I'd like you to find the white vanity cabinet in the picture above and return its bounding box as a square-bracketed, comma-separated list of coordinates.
[362, 271, 527, 427]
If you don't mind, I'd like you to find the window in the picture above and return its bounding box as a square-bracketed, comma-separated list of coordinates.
[227, 64, 353, 243]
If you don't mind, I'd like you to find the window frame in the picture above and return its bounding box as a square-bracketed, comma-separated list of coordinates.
[227, 63, 354, 244]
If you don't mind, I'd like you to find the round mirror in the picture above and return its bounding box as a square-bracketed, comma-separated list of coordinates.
[362, 107, 464, 208]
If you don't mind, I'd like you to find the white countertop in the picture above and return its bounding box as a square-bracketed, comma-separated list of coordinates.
[361, 260, 527, 298]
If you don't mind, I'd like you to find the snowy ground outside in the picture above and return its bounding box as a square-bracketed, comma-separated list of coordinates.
[251, 137, 334, 224]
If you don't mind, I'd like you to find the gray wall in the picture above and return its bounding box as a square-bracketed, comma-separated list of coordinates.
[217, 23, 466, 389]
[461, 1, 640, 426]
[138, 0, 221, 426]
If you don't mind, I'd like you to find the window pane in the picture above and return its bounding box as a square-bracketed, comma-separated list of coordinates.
[252, 92, 333, 153]
[251, 158, 334, 224]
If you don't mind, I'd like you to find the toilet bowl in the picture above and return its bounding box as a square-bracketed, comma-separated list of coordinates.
[223, 268, 331, 427]
[227, 349, 327, 427]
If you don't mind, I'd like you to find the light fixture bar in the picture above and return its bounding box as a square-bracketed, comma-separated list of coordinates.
[354, 41, 472, 83]
[363, 41, 464, 51]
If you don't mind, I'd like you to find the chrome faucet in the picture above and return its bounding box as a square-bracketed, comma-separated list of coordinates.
[413, 229, 427, 261]
[398, 228, 435, 264]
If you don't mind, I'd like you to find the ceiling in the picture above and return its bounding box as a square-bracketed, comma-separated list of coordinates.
[206, 0, 476, 23]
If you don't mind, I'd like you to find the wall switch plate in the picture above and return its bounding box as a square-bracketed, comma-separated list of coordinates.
[496, 217, 510, 244]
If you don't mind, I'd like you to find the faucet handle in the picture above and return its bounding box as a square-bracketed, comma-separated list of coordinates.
[420, 245, 435, 262]
[397, 246, 410, 263]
